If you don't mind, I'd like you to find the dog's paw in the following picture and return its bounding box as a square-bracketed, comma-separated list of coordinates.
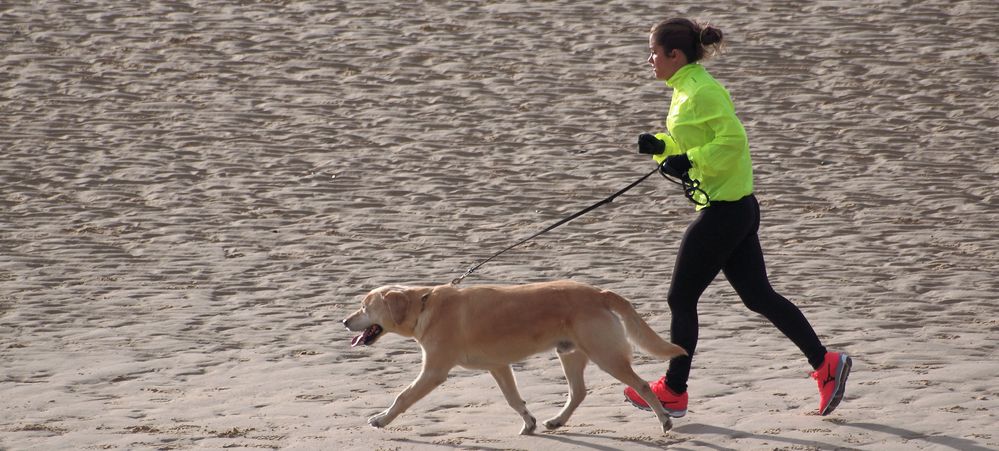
[660, 417, 673, 433]
[543, 418, 564, 430]
[519, 416, 537, 435]
[368, 412, 390, 428]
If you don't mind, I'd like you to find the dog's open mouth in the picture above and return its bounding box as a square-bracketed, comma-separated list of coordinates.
[351, 324, 383, 347]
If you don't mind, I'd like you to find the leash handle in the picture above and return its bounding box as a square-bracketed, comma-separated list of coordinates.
[658, 168, 710, 207]
[450, 166, 660, 285]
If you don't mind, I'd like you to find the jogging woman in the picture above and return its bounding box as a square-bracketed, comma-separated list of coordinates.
[623, 18, 851, 419]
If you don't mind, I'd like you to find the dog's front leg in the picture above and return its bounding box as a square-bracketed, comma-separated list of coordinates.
[369, 362, 451, 429]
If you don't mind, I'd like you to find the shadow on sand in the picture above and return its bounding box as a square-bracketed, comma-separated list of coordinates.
[385, 419, 992, 450]
[673, 420, 992, 451]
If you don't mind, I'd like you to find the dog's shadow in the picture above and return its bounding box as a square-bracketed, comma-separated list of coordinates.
[386, 427, 696, 451]
[535, 430, 686, 450]
[531, 423, 832, 451]
[389, 432, 671, 451]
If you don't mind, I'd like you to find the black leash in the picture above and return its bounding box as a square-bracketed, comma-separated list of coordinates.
[449, 164, 708, 285]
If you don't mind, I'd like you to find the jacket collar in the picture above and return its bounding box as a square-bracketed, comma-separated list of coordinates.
[666, 63, 702, 88]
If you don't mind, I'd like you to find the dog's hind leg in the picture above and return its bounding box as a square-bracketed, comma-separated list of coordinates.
[577, 317, 674, 433]
[544, 348, 588, 430]
[489, 365, 537, 435]
[589, 352, 674, 432]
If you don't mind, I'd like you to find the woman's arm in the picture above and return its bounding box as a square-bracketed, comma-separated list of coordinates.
[676, 85, 748, 177]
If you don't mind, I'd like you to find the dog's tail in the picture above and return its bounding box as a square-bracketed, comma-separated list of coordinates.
[604, 290, 687, 360]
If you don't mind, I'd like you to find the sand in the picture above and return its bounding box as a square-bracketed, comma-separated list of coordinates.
[2, 0, 998, 449]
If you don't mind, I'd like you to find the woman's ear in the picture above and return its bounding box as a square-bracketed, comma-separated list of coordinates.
[384, 290, 410, 326]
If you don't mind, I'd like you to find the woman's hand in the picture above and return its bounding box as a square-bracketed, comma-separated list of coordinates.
[660, 153, 692, 178]
[637, 133, 666, 155]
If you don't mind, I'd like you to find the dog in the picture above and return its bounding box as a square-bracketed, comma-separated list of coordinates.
[341, 280, 686, 434]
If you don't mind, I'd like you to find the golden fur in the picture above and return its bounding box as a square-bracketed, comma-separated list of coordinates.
[342, 280, 685, 434]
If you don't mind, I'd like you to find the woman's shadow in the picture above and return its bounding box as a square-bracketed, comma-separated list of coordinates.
[669, 421, 993, 451]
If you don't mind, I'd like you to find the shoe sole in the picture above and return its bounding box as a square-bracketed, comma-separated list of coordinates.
[820, 354, 852, 416]
[625, 397, 686, 418]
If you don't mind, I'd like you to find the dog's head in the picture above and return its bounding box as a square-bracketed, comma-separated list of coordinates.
[342, 286, 426, 346]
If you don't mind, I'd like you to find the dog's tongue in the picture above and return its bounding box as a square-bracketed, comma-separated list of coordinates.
[350, 325, 380, 347]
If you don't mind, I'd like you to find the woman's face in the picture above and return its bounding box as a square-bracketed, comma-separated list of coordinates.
[648, 33, 686, 80]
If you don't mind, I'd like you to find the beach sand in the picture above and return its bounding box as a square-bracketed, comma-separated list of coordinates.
[2, 1, 997, 449]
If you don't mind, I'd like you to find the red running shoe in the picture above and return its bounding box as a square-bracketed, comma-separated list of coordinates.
[623, 376, 688, 417]
[811, 351, 852, 415]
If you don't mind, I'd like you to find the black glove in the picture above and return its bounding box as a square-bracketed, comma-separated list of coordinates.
[637, 133, 665, 155]
[659, 153, 692, 178]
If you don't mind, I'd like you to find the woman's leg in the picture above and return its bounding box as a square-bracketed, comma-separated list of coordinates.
[722, 196, 827, 368]
[664, 199, 755, 393]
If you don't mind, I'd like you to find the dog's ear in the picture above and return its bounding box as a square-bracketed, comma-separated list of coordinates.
[383, 290, 410, 326]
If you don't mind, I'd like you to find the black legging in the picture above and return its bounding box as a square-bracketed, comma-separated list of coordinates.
[664, 194, 827, 394]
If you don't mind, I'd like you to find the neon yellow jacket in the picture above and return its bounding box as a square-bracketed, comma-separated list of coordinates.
[651, 64, 753, 208]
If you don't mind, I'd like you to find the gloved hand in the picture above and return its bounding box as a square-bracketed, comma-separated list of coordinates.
[637, 133, 665, 155]
[659, 153, 692, 178]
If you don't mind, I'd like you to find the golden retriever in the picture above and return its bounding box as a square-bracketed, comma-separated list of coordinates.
[341, 280, 685, 434]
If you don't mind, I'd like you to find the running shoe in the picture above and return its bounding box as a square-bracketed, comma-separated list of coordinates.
[623, 376, 688, 417]
[811, 351, 852, 415]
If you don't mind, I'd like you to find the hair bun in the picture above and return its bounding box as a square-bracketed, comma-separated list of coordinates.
[700, 26, 723, 46]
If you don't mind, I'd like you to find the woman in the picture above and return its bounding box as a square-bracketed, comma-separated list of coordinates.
[623, 18, 851, 419]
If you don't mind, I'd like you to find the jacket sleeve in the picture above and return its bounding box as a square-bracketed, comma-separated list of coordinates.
[650, 133, 681, 164]
[680, 86, 748, 177]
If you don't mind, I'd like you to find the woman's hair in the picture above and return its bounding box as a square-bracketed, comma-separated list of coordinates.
[650, 18, 724, 63]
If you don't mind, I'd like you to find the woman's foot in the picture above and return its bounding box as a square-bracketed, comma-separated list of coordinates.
[811, 351, 852, 415]
[623, 376, 688, 417]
